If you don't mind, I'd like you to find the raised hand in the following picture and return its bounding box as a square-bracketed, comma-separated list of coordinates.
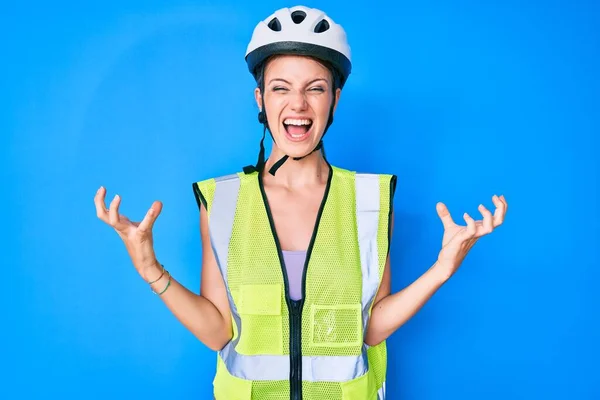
[434, 194, 508, 280]
[94, 186, 163, 281]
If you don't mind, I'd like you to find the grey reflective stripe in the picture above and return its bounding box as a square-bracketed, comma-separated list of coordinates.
[220, 341, 289, 380]
[209, 174, 244, 358]
[208, 172, 381, 383]
[302, 353, 368, 382]
[209, 173, 241, 284]
[378, 381, 386, 400]
[356, 174, 387, 399]
[220, 342, 368, 382]
[355, 173, 382, 337]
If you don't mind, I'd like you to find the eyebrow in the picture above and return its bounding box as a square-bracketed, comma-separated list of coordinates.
[268, 78, 329, 85]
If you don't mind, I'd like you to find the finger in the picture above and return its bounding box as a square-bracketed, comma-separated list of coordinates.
[500, 194, 508, 214]
[492, 194, 506, 227]
[108, 194, 122, 227]
[478, 203, 494, 234]
[463, 212, 477, 238]
[94, 186, 109, 221]
[138, 201, 163, 233]
[436, 202, 455, 229]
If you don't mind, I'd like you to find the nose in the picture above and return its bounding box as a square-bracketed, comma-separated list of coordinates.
[289, 90, 308, 111]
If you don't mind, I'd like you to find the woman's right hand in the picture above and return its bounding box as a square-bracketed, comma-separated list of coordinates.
[94, 186, 163, 281]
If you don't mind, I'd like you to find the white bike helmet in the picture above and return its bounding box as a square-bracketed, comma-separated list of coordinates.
[243, 6, 352, 176]
[245, 6, 352, 88]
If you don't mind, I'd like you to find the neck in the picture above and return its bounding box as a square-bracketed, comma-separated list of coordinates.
[263, 147, 329, 188]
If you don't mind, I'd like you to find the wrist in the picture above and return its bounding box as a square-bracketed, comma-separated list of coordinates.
[431, 261, 453, 284]
[140, 260, 162, 283]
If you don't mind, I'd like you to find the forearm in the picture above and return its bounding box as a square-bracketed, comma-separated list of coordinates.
[365, 262, 449, 346]
[143, 263, 232, 351]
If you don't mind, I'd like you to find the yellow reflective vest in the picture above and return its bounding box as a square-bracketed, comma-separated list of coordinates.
[193, 164, 397, 400]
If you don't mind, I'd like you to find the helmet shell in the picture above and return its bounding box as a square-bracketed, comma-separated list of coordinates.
[245, 6, 352, 88]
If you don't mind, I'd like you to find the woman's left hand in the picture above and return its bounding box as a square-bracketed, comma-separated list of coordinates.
[434, 194, 508, 280]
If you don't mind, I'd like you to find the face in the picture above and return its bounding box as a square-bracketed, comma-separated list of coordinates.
[255, 55, 341, 159]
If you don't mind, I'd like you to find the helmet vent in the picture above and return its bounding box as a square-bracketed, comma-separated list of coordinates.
[268, 17, 282, 31]
[291, 10, 307, 24]
[314, 19, 330, 33]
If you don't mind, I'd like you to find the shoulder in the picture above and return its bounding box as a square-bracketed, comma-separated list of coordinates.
[192, 170, 259, 211]
[331, 164, 397, 192]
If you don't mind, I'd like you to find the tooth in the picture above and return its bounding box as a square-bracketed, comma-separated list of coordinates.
[284, 118, 313, 126]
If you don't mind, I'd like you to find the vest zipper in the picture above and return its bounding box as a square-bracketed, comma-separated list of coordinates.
[290, 299, 302, 400]
[295, 164, 333, 400]
[257, 164, 334, 400]
[257, 173, 303, 400]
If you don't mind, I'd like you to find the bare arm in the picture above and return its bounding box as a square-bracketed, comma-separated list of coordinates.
[94, 185, 232, 352]
[147, 203, 232, 351]
[364, 211, 448, 346]
[365, 258, 447, 346]
[365, 193, 507, 346]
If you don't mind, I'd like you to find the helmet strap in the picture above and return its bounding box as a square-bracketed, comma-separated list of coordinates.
[243, 122, 267, 174]
[243, 85, 269, 174]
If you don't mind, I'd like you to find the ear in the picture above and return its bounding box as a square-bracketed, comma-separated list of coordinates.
[254, 87, 262, 111]
[332, 88, 342, 114]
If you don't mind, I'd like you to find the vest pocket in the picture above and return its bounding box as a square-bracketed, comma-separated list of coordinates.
[310, 304, 362, 348]
[236, 284, 283, 355]
[340, 370, 378, 400]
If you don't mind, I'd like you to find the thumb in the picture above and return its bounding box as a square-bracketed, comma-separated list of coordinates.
[138, 201, 163, 233]
[436, 202, 455, 229]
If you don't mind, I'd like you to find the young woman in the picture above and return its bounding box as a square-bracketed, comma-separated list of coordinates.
[94, 6, 507, 400]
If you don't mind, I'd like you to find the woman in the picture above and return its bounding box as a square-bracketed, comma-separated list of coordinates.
[94, 6, 507, 400]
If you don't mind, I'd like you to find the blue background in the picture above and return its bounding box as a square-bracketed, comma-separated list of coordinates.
[2, 0, 598, 398]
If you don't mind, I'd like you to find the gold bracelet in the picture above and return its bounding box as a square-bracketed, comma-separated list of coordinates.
[152, 270, 172, 296]
[147, 264, 165, 284]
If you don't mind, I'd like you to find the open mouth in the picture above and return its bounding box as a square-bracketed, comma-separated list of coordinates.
[283, 118, 313, 141]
